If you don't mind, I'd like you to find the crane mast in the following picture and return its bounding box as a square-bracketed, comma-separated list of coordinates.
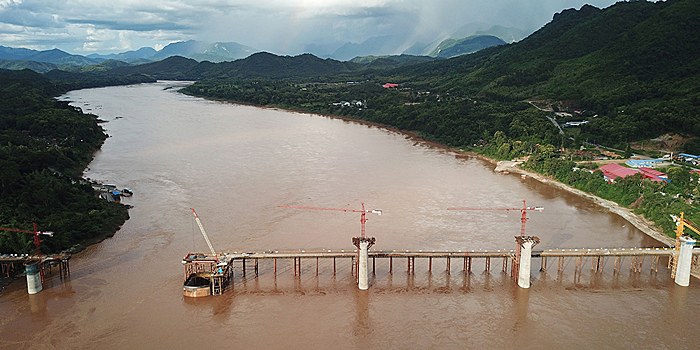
[670, 212, 700, 278]
[447, 200, 543, 281]
[191, 208, 217, 258]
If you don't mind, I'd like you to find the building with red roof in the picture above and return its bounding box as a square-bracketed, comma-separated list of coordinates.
[638, 167, 667, 179]
[382, 83, 399, 88]
[597, 163, 640, 179]
[596, 163, 666, 182]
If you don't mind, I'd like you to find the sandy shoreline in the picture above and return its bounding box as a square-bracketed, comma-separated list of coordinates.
[491, 160, 675, 247]
[196, 96, 676, 247]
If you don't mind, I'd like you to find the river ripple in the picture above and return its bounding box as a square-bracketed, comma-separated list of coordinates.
[1, 81, 697, 349]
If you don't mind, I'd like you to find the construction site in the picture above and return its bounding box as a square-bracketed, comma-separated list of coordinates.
[182, 202, 700, 297]
[0, 223, 71, 294]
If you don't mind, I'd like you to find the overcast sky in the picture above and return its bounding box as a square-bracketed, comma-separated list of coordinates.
[0, 0, 622, 55]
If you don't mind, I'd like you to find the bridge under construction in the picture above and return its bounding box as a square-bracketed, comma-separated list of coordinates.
[183, 204, 700, 297]
[182, 243, 700, 296]
[1, 254, 71, 293]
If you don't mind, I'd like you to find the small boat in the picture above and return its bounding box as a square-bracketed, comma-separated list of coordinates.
[121, 188, 133, 196]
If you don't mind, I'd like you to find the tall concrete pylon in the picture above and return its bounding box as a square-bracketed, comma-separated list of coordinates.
[353, 237, 375, 290]
[516, 236, 540, 289]
[675, 236, 696, 287]
[24, 260, 42, 294]
[358, 240, 369, 290]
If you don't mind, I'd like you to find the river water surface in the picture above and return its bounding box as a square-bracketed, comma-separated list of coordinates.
[1, 81, 698, 349]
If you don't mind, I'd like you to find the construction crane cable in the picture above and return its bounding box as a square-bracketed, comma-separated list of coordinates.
[191, 208, 217, 257]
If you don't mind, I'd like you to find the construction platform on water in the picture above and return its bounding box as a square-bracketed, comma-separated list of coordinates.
[183, 206, 700, 297]
[1, 254, 71, 278]
[1, 253, 72, 294]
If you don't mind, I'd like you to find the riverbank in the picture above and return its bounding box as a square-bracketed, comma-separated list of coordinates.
[0, 71, 135, 258]
[187, 94, 676, 248]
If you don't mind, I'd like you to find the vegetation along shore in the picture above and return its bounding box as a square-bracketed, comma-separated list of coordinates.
[2, 0, 699, 256]
[0, 69, 153, 255]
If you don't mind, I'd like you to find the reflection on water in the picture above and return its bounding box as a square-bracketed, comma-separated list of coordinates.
[1, 81, 699, 349]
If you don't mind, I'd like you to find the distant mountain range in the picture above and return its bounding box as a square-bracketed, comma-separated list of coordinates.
[329, 35, 408, 61]
[151, 40, 258, 62]
[321, 23, 527, 60]
[403, 23, 528, 57]
[87, 47, 157, 61]
[0, 40, 261, 72]
[86, 51, 446, 81]
[0, 46, 99, 68]
[0, 21, 529, 73]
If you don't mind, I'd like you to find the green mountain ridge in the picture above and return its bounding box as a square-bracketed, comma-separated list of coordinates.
[0, 59, 58, 73]
[176, 0, 700, 152]
[3, 0, 696, 150]
[98, 53, 363, 80]
[365, 0, 698, 147]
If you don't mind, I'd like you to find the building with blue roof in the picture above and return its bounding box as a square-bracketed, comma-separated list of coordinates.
[625, 159, 663, 168]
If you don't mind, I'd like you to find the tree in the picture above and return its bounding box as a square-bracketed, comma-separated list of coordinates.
[667, 166, 690, 192]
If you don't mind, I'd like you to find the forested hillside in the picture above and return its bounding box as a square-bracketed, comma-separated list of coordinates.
[179, 0, 700, 238]
[384, 0, 700, 148]
[0, 69, 140, 254]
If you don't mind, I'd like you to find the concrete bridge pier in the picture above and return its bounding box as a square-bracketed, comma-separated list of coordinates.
[353, 237, 376, 290]
[358, 241, 369, 290]
[516, 236, 540, 289]
[24, 259, 42, 294]
[675, 237, 696, 287]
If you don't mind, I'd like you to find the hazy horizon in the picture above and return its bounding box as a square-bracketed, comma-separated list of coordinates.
[0, 0, 624, 56]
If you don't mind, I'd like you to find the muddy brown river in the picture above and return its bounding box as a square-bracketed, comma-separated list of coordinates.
[1, 81, 698, 349]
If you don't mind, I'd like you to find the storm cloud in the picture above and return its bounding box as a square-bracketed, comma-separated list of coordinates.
[0, 0, 623, 55]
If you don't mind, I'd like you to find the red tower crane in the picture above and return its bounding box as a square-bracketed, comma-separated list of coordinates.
[0, 223, 54, 256]
[279, 202, 382, 239]
[279, 202, 381, 284]
[447, 200, 543, 237]
[447, 200, 543, 278]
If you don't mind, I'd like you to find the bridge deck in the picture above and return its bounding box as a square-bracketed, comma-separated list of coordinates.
[0, 254, 71, 263]
[181, 247, 700, 295]
[213, 248, 684, 260]
[206, 247, 685, 261]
